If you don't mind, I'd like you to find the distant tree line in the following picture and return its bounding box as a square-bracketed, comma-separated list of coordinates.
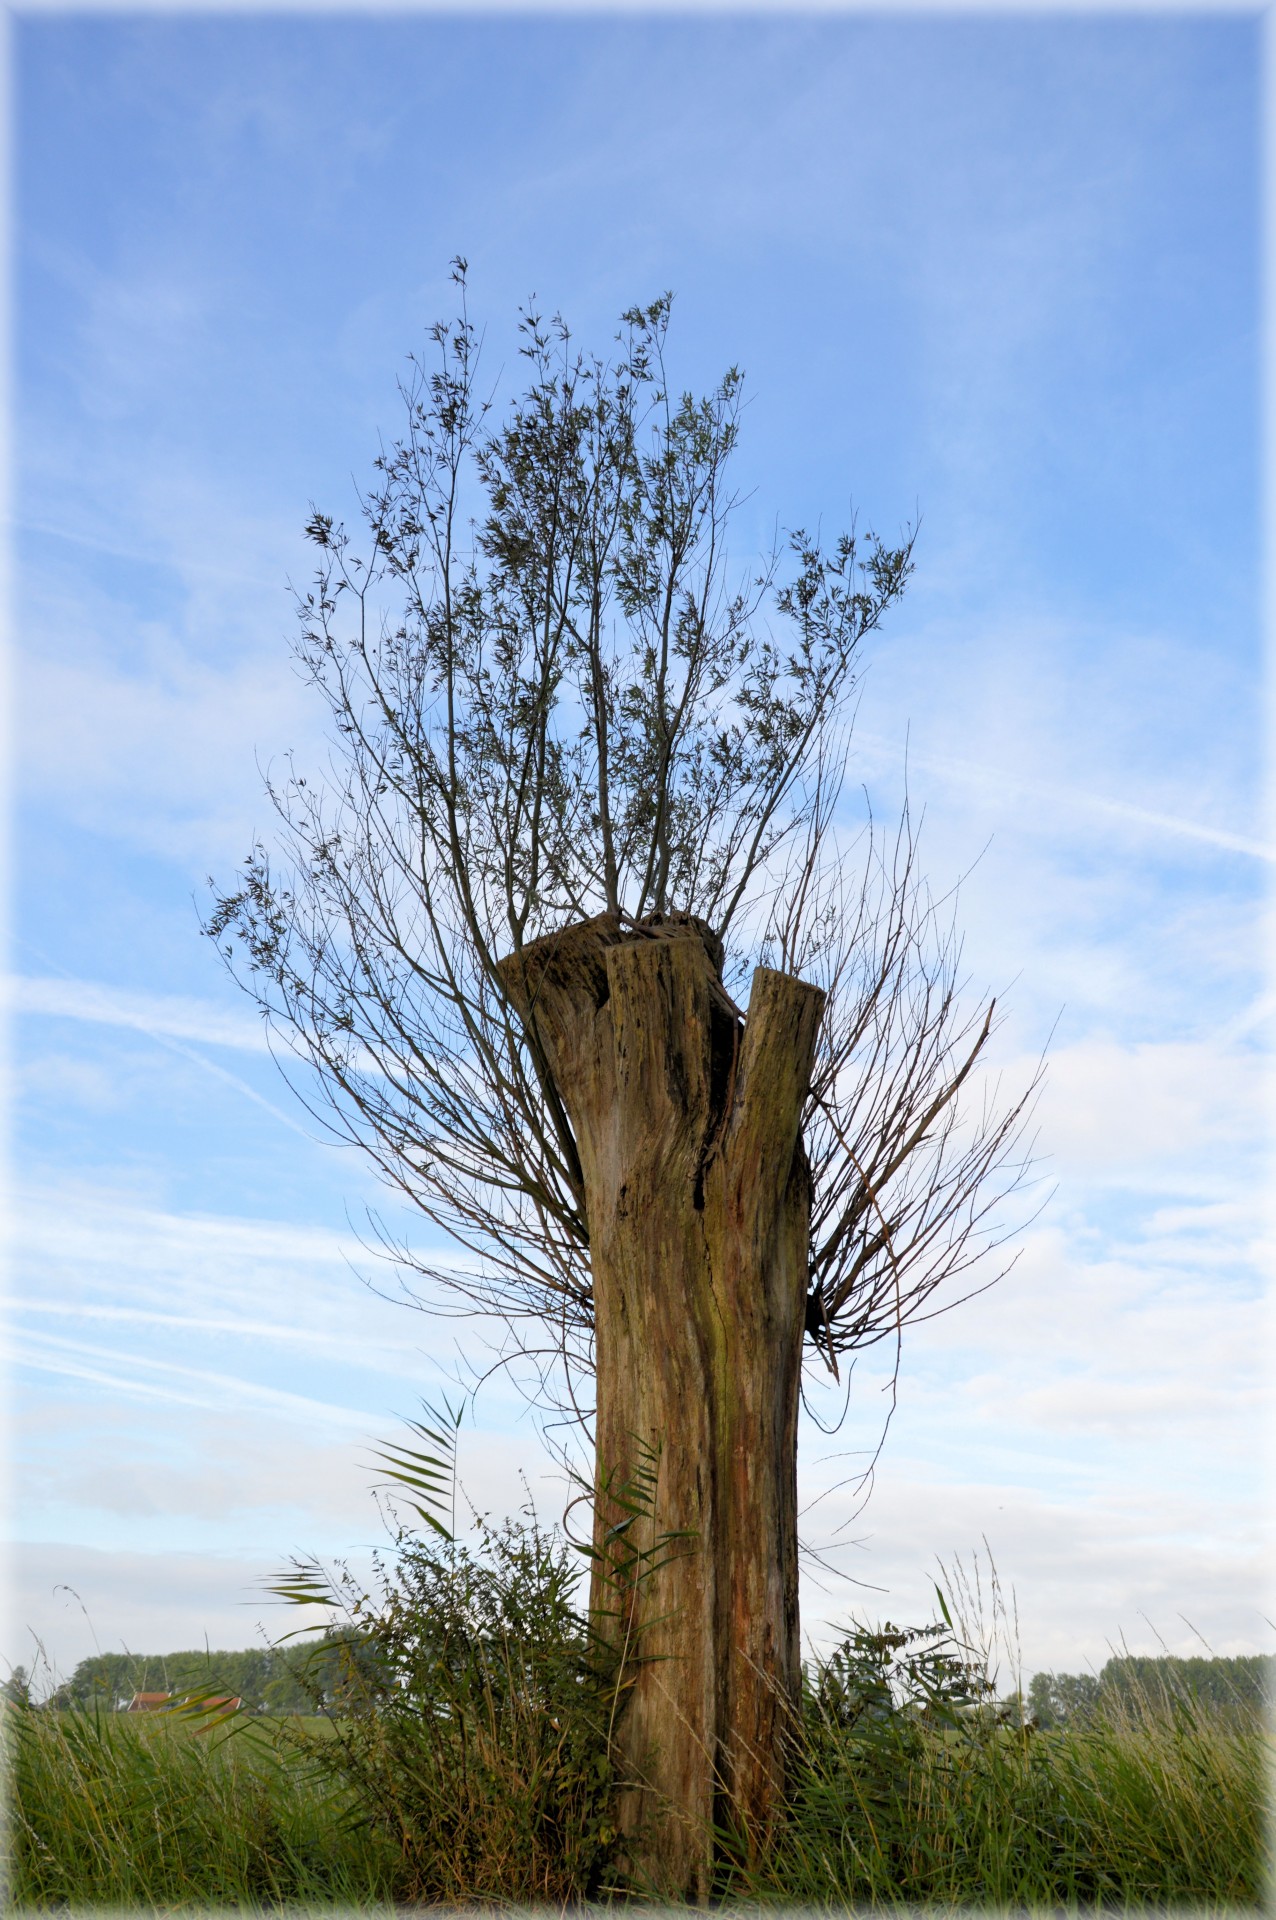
[30, 1641, 1271, 1727]
[1026, 1654, 1272, 1729]
[36, 1635, 381, 1714]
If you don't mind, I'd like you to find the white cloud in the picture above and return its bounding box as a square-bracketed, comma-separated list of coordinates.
[15, 1295, 410, 1355]
[6, 975, 270, 1053]
[12, 1051, 128, 1115]
[9, 1182, 452, 1363]
[899, 1219, 1260, 1402]
[1032, 1032, 1260, 1187]
[7, 1541, 343, 1688]
[15, 637, 321, 869]
[7, 1412, 574, 1683]
[12, 1327, 383, 1430]
[16, 1413, 371, 1529]
[789, 1165, 1265, 1680]
[796, 1470, 1269, 1682]
[7, 15, 1262, 1711]
[16, 515, 279, 594]
[858, 729, 1273, 865]
[7, 976, 386, 1125]
[844, 587, 1263, 1056]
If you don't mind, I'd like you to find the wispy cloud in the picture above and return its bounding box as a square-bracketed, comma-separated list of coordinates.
[14, 1183, 366, 1276]
[8, 967, 399, 1140]
[6, 974, 269, 1052]
[854, 730, 1273, 864]
[16, 515, 278, 592]
[13, 1326, 381, 1429]
[11, 11, 1260, 1689]
[797, 1469, 1269, 1677]
[9, 1181, 488, 1403]
[5, 972, 327, 1139]
[1026, 1032, 1262, 1189]
[9, 1295, 411, 1362]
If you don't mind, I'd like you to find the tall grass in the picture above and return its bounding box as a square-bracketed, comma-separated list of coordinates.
[760, 1655, 1269, 1909]
[9, 1483, 1269, 1912]
[13, 1603, 1267, 1911]
[6, 1699, 399, 1909]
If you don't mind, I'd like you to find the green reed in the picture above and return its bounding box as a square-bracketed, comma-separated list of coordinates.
[6, 1699, 398, 1909]
[755, 1647, 1269, 1910]
[8, 1519, 1269, 1913]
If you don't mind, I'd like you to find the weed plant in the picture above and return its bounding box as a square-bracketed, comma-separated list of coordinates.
[272, 1511, 624, 1905]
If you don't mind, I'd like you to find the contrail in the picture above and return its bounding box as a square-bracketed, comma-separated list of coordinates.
[852, 733, 1275, 863]
[1075, 792, 1274, 863]
[4, 974, 269, 1051]
[4, 967, 316, 1140]
[13, 1325, 379, 1428]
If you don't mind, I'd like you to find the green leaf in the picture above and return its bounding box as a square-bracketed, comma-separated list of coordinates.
[365, 1397, 465, 1542]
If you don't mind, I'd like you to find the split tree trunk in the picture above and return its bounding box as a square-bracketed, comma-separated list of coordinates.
[499, 913, 824, 1901]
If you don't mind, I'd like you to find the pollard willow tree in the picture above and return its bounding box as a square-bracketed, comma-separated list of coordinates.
[209, 272, 1034, 1899]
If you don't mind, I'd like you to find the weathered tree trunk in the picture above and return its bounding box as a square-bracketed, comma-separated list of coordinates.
[499, 913, 824, 1900]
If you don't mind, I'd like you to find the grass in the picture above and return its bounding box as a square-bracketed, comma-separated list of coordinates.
[6, 1703, 401, 1909]
[9, 1655, 1268, 1912]
[8, 1515, 1270, 1912]
[758, 1682, 1269, 1910]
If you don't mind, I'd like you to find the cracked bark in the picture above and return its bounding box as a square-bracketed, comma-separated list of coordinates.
[499, 913, 824, 1899]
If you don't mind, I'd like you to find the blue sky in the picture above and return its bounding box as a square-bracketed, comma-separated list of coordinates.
[6, 9, 1266, 1689]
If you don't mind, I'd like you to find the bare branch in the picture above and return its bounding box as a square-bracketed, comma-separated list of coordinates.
[206, 279, 1037, 1423]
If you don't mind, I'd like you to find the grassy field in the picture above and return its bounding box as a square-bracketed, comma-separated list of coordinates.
[763, 1696, 1269, 1910]
[7, 1705, 401, 1909]
[8, 1521, 1269, 1911]
[7, 1684, 1269, 1910]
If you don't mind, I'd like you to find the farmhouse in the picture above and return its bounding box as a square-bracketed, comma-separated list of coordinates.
[124, 1690, 242, 1714]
